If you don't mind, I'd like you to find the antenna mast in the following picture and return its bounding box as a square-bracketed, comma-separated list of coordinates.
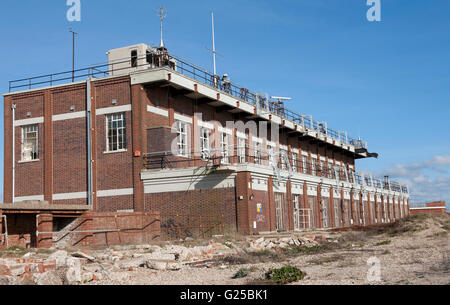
[211, 12, 216, 76]
[69, 28, 78, 82]
[158, 6, 167, 48]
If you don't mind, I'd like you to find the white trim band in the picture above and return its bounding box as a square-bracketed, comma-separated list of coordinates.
[147, 105, 168, 117]
[174, 113, 193, 124]
[97, 188, 134, 198]
[53, 111, 87, 122]
[53, 192, 87, 200]
[198, 121, 214, 129]
[14, 117, 44, 127]
[96, 105, 132, 115]
[14, 195, 45, 202]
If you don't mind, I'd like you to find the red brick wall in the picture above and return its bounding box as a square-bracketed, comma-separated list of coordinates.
[97, 195, 134, 212]
[14, 124, 44, 198]
[52, 119, 87, 196]
[95, 112, 134, 192]
[144, 188, 237, 234]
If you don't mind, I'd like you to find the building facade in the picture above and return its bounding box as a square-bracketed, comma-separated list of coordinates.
[1, 44, 410, 248]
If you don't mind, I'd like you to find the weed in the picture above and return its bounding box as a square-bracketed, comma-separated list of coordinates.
[36, 248, 54, 255]
[223, 242, 233, 249]
[375, 240, 391, 246]
[284, 243, 337, 256]
[265, 265, 306, 285]
[308, 255, 345, 265]
[382, 250, 391, 255]
[232, 268, 251, 279]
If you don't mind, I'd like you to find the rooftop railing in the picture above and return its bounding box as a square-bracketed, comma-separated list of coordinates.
[143, 147, 409, 195]
[8, 49, 366, 148]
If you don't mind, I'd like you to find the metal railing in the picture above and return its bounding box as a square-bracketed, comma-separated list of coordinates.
[8, 49, 364, 148]
[35, 212, 225, 246]
[143, 148, 409, 194]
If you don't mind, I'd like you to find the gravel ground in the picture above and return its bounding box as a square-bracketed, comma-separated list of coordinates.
[1, 213, 448, 285]
[87, 214, 450, 285]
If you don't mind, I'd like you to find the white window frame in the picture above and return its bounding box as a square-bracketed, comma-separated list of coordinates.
[267, 144, 275, 167]
[292, 152, 298, 172]
[302, 156, 308, 174]
[280, 149, 288, 170]
[106, 113, 127, 152]
[237, 137, 246, 164]
[311, 158, 317, 175]
[254, 142, 262, 165]
[176, 121, 189, 157]
[21, 124, 39, 161]
[320, 160, 326, 177]
[220, 132, 229, 164]
[200, 127, 210, 160]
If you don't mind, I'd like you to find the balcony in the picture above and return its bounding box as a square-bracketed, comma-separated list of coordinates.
[143, 148, 409, 195]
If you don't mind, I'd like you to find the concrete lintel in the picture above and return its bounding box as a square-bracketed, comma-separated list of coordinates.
[0, 201, 89, 212]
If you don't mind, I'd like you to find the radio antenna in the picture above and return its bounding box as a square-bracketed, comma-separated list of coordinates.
[205, 12, 223, 76]
[157, 6, 168, 48]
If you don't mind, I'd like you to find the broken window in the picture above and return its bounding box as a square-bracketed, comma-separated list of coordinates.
[176, 121, 189, 157]
[220, 132, 229, 164]
[280, 149, 288, 170]
[254, 142, 262, 165]
[302, 156, 308, 174]
[131, 50, 138, 68]
[200, 128, 210, 160]
[106, 113, 126, 152]
[21, 125, 39, 161]
[237, 137, 246, 164]
[267, 144, 275, 167]
[292, 152, 298, 172]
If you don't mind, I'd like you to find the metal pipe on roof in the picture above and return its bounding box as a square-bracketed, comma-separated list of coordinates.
[11, 104, 16, 204]
[86, 78, 93, 210]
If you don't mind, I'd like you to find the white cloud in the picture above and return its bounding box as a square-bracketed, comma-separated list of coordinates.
[424, 155, 450, 167]
[378, 155, 450, 210]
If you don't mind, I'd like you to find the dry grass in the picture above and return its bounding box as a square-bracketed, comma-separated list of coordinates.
[308, 254, 345, 265]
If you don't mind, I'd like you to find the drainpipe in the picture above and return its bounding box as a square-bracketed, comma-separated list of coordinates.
[86, 79, 93, 210]
[11, 104, 16, 204]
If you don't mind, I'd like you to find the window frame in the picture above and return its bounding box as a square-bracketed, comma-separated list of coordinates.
[106, 112, 127, 153]
[176, 121, 189, 157]
[200, 127, 210, 160]
[21, 124, 39, 162]
[237, 137, 246, 164]
[254, 142, 262, 165]
[220, 132, 230, 164]
[292, 152, 298, 172]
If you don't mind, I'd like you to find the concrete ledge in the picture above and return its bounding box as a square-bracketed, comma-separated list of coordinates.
[0, 201, 90, 212]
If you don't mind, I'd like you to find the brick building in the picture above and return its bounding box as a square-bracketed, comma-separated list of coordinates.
[410, 201, 448, 215]
[1, 43, 410, 248]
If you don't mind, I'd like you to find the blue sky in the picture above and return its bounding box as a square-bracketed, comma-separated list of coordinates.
[0, 0, 449, 209]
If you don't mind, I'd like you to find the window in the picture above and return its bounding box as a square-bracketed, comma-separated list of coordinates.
[21, 125, 39, 161]
[292, 153, 298, 172]
[176, 121, 189, 157]
[320, 161, 326, 177]
[302, 156, 308, 174]
[237, 138, 246, 163]
[106, 113, 127, 152]
[280, 149, 288, 170]
[311, 158, 317, 175]
[220, 133, 229, 164]
[267, 145, 275, 167]
[200, 128, 210, 160]
[254, 142, 262, 165]
[131, 50, 138, 68]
